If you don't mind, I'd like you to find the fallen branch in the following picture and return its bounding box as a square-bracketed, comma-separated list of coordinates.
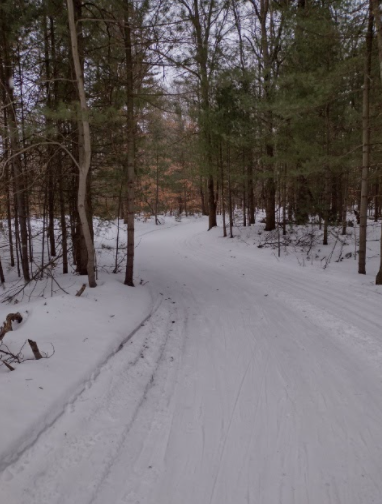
[0, 313, 23, 342]
[76, 284, 87, 297]
[1, 338, 55, 372]
[3, 361, 14, 371]
[0, 252, 65, 304]
[0, 346, 21, 360]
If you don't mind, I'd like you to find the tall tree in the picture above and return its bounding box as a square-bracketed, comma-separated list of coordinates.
[359, 3, 373, 275]
[67, 0, 97, 287]
[247, 0, 285, 231]
[0, 0, 30, 281]
[123, 0, 136, 287]
[166, 0, 231, 230]
[371, 0, 382, 284]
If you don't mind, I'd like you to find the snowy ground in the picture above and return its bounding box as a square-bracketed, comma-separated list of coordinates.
[1, 214, 382, 503]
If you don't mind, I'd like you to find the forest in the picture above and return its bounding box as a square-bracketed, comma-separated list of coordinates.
[3, 2, 382, 502]
[1, 0, 382, 289]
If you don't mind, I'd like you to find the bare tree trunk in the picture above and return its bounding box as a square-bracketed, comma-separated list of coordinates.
[0, 253, 5, 284]
[155, 149, 159, 225]
[0, 18, 30, 281]
[283, 164, 287, 236]
[184, 183, 188, 217]
[259, 0, 276, 232]
[41, 186, 47, 274]
[359, 3, 373, 274]
[342, 170, 349, 236]
[207, 174, 217, 230]
[17, 44, 33, 276]
[2, 102, 15, 267]
[323, 105, 331, 246]
[13, 197, 21, 278]
[248, 155, 255, 225]
[124, 0, 135, 287]
[67, 0, 96, 287]
[220, 143, 227, 237]
[6, 165, 15, 268]
[370, 0, 382, 283]
[114, 182, 123, 274]
[58, 153, 68, 274]
[228, 145, 233, 239]
[242, 152, 247, 227]
[50, 15, 63, 265]
[376, 222, 382, 284]
[374, 181, 380, 221]
[43, 13, 57, 258]
[200, 177, 207, 215]
[265, 169, 276, 231]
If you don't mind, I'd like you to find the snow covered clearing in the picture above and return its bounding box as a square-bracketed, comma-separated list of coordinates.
[1, 215, 382, 504]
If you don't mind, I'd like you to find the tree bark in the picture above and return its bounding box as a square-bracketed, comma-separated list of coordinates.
[370, 0, 382, 283]
[0, 12, 30, 281]
[247, 154, 255, 225]
[155, 149, 159, 225]
[2, 99, 15, 268]
[124, 0, 135, 287]
[259, 0, 276, 232]
[0, 254, 5, 284]
[359, 3, 373, 274]
[228, 144, 233, 238]
[67, 0, 97, 287]
[220, 143, 227, 237]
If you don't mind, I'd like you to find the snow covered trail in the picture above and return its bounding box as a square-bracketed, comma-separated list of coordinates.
[1, 219, 382, 504]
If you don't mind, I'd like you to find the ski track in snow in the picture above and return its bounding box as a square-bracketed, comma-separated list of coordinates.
[1, 219, 382, 504]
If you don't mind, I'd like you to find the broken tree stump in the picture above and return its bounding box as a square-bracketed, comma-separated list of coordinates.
[28, 339, 43, 360]
[0, 313, 23, 342]
[76, 284, 87, 297]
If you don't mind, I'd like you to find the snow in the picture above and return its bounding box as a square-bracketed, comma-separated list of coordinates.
[0, 219, 156, 471]
[1, 215, 382, 503]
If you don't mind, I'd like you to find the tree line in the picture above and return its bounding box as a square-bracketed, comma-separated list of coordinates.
[1, 0, 382, 288]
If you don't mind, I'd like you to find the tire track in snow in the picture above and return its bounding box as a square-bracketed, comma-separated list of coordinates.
[208, 348, 269, 504]
[0, 299, 179, 504]
[0, 297, 160, 475]
[146, 222, 382, 504]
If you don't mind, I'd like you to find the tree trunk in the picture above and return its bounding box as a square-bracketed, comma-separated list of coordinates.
[58, 152, 68, 274]
[323, 105, 331, 246]
[359, 3, 373, 274]
[207, 174, 217, 230]
[242, 153, 247, 227]
[374, 181, 380, 221]
[220, 143, 227, 237]
[342, 170, 349, 236]
[43, 14, 56, 258]
[283, 165, 287, 236]
[2, 100, 15, 268]
[0, 16, 30, 281]
[200, 177, 207, 215]
[370, 0, 382, 283]
[247, 154, 255, 225]
[155, 149, 159, 225]
[124, 0, 135, 287]
[259, 0, 276, 232]
[265, 174, 276, 231]
[0, 253, 5, 284]
[228, 145, 233, 238]
[67, 0, 96, 287]
[376, 223, 382, 284]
